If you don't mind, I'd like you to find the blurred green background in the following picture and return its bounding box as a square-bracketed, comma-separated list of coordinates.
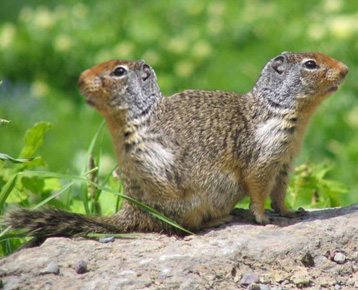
[1, 0, 357, 204]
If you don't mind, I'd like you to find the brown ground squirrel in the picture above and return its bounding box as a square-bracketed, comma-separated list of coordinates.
[4, 52, 348, 238]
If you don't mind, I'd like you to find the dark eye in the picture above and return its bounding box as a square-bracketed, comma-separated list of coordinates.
[113, 66, 127, 76]
[303, 60, 318, 69]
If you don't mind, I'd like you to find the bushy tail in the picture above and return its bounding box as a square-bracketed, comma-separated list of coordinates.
[3, 202, 186, 240]
[3, 207, 122, 238]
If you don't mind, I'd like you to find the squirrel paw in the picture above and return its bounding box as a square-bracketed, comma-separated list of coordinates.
[279, 207, 308, 218]
[201, 215, 234, 229]
[254, 214, 270, 225]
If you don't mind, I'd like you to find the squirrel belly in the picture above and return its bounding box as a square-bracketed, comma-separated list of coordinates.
[4, 52, 348, 239]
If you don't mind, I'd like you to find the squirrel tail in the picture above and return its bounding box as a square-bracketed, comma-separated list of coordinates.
[3, 207, 123, 238]
[3, 202, 184, 239]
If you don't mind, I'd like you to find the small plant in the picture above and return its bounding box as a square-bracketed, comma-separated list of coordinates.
[287, 162, 348, 209]
[0, 121, 58, 255]
[235, 162, 349, 211]
[0, 121, 56, 211]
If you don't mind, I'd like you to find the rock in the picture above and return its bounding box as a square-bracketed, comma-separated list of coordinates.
[290, 270, 311, 287]
[271, 271, 289, 283]
[248, 283, 261, 290]
[39, 262, 59, 275]
[0, 204, 358, 289]
[74, 260, 87, 274]
[240, 273, 259, 285]
[333, 252, 346, 264]
[99, 236, 115, 243]
[0, 269, 6, 277]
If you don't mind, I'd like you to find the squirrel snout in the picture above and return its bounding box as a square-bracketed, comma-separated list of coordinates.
[339, 63, 349, 78]
[78, 74, 103, 96]
[325, 62, 348, 82]
[78, 71, 88, 91]
[78, 78, 85, 90]
[78, 76, 88, 97]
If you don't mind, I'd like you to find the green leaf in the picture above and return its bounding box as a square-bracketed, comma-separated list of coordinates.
[21, 176, 45, 194]
[20, 176, 61, 197]
[0, 153, 39, 164]
[43, 178, 62, 192]
[19, 122, 53, 158]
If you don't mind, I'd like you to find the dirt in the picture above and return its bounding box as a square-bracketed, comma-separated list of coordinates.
[1, 204, 358, 290]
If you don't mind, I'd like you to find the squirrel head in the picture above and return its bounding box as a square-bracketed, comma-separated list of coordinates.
[78, 59, 162, 118]
[252, 52, 348, 108]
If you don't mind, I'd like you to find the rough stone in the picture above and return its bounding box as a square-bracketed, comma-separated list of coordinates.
[0, 204, 358, 289]
[333, 252, 347, 264]
[98, 236, 115, 244]
[74, 259, 87, 274]
[39, 262, 60, 275]
[240, 273, 259, 285]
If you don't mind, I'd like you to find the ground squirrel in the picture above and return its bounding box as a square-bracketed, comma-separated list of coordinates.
[4, 52, 348, 239]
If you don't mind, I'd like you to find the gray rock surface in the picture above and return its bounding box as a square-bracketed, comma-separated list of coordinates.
[1, 204, 358, 290]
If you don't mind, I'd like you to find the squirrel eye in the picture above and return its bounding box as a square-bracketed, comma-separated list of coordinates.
[303, 60, 318, 69]
[113, 66, 127, 76]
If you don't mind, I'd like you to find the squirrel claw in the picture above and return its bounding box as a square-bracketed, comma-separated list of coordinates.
[278, 207, 308, 219]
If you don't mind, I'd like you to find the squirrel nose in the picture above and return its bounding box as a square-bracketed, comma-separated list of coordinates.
[339, 63, 349, 78]
[78, 72, 87, 89]
[78, 78, 84, 89]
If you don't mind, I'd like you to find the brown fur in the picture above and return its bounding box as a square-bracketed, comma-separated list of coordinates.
[4, 52, 348, 238]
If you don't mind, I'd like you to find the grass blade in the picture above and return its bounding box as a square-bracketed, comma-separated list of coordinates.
[0, 153, 39, 164]
[83, 120, 106, 173]
[0, 174, 18, 211]
[33, 182, 74, 209]
[81, 120, 106, 214]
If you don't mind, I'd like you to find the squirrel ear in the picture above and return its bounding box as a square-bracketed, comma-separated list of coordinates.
[271, 55, 286, 75]
[139, 61, 152, 81]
